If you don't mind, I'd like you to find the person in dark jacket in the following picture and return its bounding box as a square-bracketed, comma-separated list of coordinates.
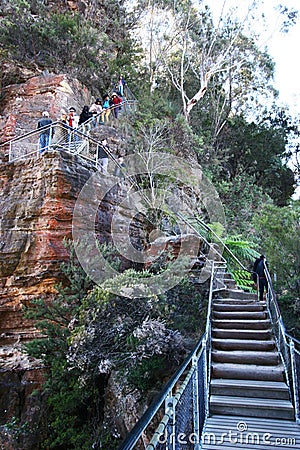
[37, 111, 53, 153]
[253, 254, 268, 301]
[96, 139, 109, 174]
[79, 105, 92, 125]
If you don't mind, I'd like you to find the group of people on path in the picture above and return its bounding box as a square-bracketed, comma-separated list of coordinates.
[37, 75, 127, 152]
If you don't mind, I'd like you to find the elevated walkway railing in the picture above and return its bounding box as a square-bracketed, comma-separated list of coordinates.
[118, 260, 226, 450]
[263, 261, 300, 422]
[0, 98, 137, 163]
[179, 213, 300, 423]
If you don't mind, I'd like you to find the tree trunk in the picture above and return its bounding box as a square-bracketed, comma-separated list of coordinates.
[184, 71, 212, 120]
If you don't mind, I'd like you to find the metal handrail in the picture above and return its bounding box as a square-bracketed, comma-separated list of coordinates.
[263, 260, 300, 421]
[0, 99, 137, 148]
[188, 214, 251, 272]
[118, 334, 206, 450]
[1, 102, 137, 169]
[78, 99, 138, 135]
[176, 212, 226, 264]
[118, 260, 226, 449]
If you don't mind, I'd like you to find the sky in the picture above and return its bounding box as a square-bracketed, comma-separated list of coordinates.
[209, 0, 300, 116]
[209, 0, 300, 197]
[262, 0, 300, 117]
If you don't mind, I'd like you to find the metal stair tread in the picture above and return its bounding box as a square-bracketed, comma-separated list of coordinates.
[211, 349, 280, 365]
[204, 414, 300, 430]
[212, 328, 272, 334]
[212, 338, 275, 345]
[213, 311, 267, 318]
[212, 362, 284, 370]
[210, 379, 289, 390]
[212, 319, 270, 324]
[213, 303, 266, 314]
[202, 415, 300, 450]
[210, 395, 294, 409]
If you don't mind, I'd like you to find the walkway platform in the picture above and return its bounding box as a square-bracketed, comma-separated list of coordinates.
[202, 415, 300, 449]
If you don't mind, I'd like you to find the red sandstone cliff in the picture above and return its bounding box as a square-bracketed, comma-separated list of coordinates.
[0, 73, 134, 449]
[0, 73, 92, 146]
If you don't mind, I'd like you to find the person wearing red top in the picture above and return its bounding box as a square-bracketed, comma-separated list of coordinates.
[111, 93, 122, 119]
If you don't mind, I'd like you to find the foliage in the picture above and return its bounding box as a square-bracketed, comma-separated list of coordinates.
[253, 201, 300, 297]
[127, 355, 167, 391]
[23, 240, 99, 449]
[277, 293, 300, 340]
[215, 114, 296, 205]
[214, 174, 272, 235]
[0, 0, 136, 93]
[223, 235, 259, 266]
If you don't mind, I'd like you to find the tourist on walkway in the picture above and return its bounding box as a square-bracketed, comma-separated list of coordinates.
[67, 107, 80, 142]
[79, 105, 92, 125]
[253, 254, 269, 301]
[37, 111, 53, 153]
[101, 95, 113, 124]
[117, 75, 126, 97]
[111, 92, 122, 119]
[96, 139, 109, 174]
[89, 99, 103, 126]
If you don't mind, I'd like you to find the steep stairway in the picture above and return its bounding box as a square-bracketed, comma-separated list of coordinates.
[201, 274, 300, 449]
[209, 276, 294, 420]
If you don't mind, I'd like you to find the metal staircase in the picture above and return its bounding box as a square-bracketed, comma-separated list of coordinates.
[118, 228, 300, 449]
[210, 279, 294, 421]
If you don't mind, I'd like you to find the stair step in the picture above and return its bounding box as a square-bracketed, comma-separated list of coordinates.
[210, 379, 291, 400]
[212, 338, 276, 351]
[213, 311, 267, 320]
[212, 363, 285, 381]
[212, 319, 271, 330]
[212, 328, 272, 340]
[213, 298, 264, 305]
[210, 395, 294, 420]
[213, 303, 265, 312]
[215, 290, 257, 300]
[223, 279, 236, 288]
[211, 350, 279, 365]
[202, 415, 300, 450]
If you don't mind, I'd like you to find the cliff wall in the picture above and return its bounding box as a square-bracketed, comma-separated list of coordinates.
[0, 72, 136, 450]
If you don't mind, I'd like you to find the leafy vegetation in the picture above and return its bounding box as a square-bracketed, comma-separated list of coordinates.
[1, 0, 300, 447]
[0, 0, 138, 92]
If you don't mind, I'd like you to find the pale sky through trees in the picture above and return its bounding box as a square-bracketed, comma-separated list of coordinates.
[209, 0, 300, 197]
[262, 0, 300, 117]
[209, 0, 299, 117]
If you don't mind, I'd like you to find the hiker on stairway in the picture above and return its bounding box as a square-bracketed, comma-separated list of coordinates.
[253, 254, 269, 301]
[101, 94, 113, 124]
[37, 111, 53, 153]
[79, 105, 92, 125]
[67, 107, 79, 142]
[117, 74, 126, 97]
[89, 98, 103, 126]
[96, 139, 109, 174]
[111, 92, 123, 119]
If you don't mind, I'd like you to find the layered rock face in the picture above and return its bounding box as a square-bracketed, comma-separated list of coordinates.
[0, 147, 142, 448]
[0, 73, 92, 148]
[0, 74, 144, 448]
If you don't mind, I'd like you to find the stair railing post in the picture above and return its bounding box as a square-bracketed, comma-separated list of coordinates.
[290, 339, 300, 422]
[49, 124, 53, 150]
[203, 339, 209, 419]
[192, 354, 200, 450]
[9, 141, 12, 162]
[165, 395, 175, 450]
